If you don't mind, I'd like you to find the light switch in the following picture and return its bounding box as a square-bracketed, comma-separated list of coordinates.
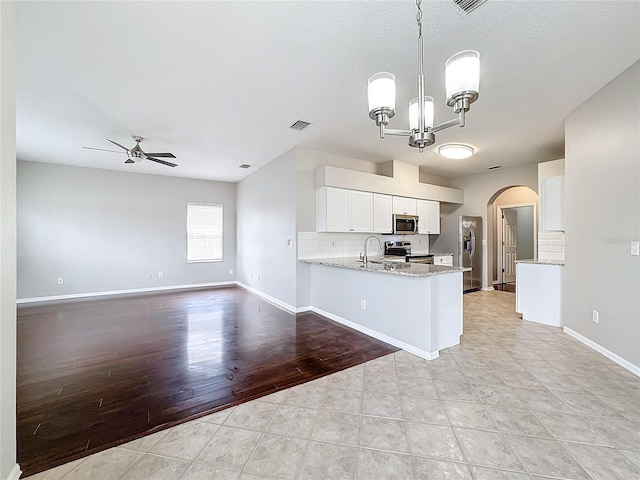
[631, 240, 640, 256]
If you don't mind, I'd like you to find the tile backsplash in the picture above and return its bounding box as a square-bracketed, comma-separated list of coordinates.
[297, 232, 430, 260]
[538, 230, 565, 262]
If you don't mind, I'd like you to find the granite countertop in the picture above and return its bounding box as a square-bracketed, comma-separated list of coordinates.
[516, 259, 565, 266]
[299, 257, 470, 277]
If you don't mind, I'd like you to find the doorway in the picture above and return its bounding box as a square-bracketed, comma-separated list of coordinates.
[497, 203, 536, 291]
[487, 185, 539, 293]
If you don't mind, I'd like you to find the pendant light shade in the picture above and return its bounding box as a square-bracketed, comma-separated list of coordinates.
[445, 50, 480, 103]
[409, 96, 434, 130]
[367, 72, 396, 113]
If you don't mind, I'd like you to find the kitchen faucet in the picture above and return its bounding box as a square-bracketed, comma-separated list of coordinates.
[361, 235, 383, 266]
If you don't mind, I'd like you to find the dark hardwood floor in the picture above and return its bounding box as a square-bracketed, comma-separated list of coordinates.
[17, 286, 398, 477]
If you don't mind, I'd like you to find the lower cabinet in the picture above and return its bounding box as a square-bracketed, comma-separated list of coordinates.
[433, 254, 453, 266]
[516, 262, 563, 327]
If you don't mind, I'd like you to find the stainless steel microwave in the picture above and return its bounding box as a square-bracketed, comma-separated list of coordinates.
[392, 214, 419, 235]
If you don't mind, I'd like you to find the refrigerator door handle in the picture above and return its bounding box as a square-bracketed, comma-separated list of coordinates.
[470, 230, 476, 258]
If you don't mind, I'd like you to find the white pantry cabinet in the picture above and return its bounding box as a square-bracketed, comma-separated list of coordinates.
[316, 187, 373, 232]
[417, 199, 440, 234]
[392, 196, 418, 215]
[373, 193, 393, 234]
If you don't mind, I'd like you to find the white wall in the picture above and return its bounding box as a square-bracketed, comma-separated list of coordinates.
[564, 61, 640, 369]
[237, 149, 297, 309]
[514, 206, 535, 260]
[0, 1, 18, 478]
[432, 163, 539, 287]
[17, 161, 237, 299]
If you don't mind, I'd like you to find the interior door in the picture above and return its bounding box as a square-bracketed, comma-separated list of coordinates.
[502, 210, 518, 283]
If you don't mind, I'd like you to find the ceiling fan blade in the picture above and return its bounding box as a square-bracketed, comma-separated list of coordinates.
[144, 152, 176, 158]
[147, 157, 177, 168]
[124, 159, 135, 164]
[82, 147, 123, 154]
[107, 139, 131, 151]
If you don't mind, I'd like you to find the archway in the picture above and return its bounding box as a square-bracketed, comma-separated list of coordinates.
[486, 186, 539, 290]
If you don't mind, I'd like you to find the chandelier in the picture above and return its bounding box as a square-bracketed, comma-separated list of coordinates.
[367, 0, 480, 152]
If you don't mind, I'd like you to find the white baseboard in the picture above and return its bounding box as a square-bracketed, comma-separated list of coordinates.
[296, 305, 312, 313]
[481, 286, 494, 291]
[236, 282, 296, 315]
[309, 307, 439, 361]
[6, 464, 21, 480]
[16, 282, 236, 304]
[564, 327, 640, 377]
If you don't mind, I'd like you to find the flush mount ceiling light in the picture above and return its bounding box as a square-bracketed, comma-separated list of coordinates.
[438, 144, 474, 159]
[367, 0, 480, 152]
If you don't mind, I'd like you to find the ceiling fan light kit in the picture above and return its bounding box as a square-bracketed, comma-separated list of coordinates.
[367, 0, 480, 152]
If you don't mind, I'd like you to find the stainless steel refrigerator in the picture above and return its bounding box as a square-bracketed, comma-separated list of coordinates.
[458, 216, 482, 292]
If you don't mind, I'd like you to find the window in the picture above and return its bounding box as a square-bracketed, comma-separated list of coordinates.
[187, 203, 223, 262]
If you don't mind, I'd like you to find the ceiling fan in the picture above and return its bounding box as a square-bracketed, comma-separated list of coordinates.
[83, 135, 178, 167]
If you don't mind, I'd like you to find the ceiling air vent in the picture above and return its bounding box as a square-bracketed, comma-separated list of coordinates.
[488, 165, 501, 170]
[239, 164, 252, 169]
[289, 120, 311, 131]
[448, 0, 488, 16]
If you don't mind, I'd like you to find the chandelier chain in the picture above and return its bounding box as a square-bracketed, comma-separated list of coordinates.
[416, 0, 422, 38]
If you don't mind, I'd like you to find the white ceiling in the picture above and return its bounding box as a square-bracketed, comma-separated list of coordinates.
[16, 1, 640, 183]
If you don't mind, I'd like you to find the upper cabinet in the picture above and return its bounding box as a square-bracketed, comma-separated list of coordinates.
[317, 187, 440, 234]
[316, 187, 373, 233]
[373, 194, 393, 234]
[540, 175, 565, 231]
[392, 196, 417, 216]
[417, 199, 440, 234]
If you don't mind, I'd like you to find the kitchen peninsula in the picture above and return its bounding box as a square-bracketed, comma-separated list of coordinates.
[299, 257, 470, 360]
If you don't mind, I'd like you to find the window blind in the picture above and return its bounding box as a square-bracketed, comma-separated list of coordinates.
[187, 203, 223, 262]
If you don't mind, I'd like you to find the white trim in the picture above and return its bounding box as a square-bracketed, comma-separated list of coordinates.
[296, 305, 312, 313]
[481, 286, 494, 291]
[309, 306, 439, 361]
[16, 282, 236, 304]
[235, 282, 296, 315]
[564, 327, 640, 377]
[6, 464, 21, 480]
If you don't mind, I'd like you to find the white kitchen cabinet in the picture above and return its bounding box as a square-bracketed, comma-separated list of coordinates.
[540, 175, 565, 231]
[392, 196, 417, 215]
[316, 187, 373, 233]
[417, 199, 440, 234]
[433, 254, 453, 266]
[350, 190, 374, 232]
[373, 193, 393, 234]
[516, 262, 563, 327]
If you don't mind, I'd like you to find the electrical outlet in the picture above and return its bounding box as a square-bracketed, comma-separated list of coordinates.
[250, 273, 253, 279]
[57, 277, 64, 285]
[147, 273, 152, 279]
[360, 300, 366, 310]
[258, 274, 261, 282]
[229, 269, 234, 274]
[158, 272, 164, 278]
[631, 241, 640, 256]
[592, 310, 599, 324]
[287, 239, 294, 248]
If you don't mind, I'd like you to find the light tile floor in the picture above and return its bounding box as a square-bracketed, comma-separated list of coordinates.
[28, 291, 640, 479]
